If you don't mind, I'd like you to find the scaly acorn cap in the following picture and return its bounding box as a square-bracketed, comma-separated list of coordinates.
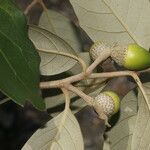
[111, 43, 150, 70]
[90, 41, 111, 60]
[95, 91, 120, 116]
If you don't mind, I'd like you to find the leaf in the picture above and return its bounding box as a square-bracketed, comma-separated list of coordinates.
[106, 91, 138, 150]
[131, 83, 150, 150]
[69, 0, 150, 49]
[28, 26, 77, 76]
[103, 141, 111, 150]
[39, 10, 82, 52]
[22, 109, 84, 150]
[69, 52, 92, 75]
[0, 0, 45, 110]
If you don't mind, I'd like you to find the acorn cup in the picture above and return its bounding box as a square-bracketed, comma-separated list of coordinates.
[90, 41, 111, 60]
[94, 91, 120, 117]
[111, 43, 150, 70]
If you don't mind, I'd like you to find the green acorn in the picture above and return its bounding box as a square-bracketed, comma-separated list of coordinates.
[94, 91, 120, 117]
[111, 43, 150, 70]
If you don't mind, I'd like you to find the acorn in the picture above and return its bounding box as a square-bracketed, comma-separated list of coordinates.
[111, 43, 150, 70]
[90, 41, 111, 60]
[94, 91, 120, 117]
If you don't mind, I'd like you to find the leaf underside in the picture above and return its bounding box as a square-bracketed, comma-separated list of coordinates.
[131, 83, 150, 150]
[107, 91, 138, 150]
[22, 109, 84, 150]
[29, 25, 77, 76]
[69, 0, 150, 49]
[39, 9, 82, 52]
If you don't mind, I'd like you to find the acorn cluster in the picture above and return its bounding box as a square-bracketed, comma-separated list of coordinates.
[90, 42, 150, 70]
[90, 42, 150, 118]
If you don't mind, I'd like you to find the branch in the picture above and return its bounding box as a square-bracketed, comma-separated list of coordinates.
[90, 71, 150, 111]
[24, 0, 37, 15]
[40, 69, 149, 112]
[40, 51, 111, 88]
[85, 49, 111, 75]
[66, 84, 94, 106]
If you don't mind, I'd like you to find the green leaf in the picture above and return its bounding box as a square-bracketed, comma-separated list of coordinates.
[29, 25, 77, 76]
[69, 0, 150, 49]
[0, 0, 45, 110]
[39, 10, 82, 52]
